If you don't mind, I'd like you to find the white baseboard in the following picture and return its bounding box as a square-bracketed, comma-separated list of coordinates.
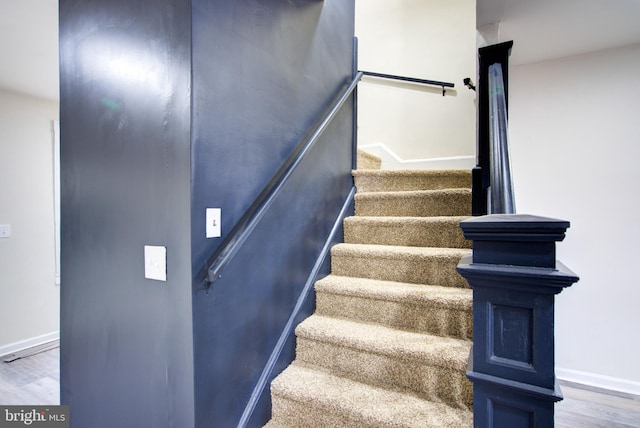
[556, 367, 640, 396]
[0, 331, 60, 358]
[359, 143, 475, 170]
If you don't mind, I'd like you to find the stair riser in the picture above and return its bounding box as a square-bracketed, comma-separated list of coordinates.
[296, 338, 473, 409]
[331, 252, 468, 288]
[270, 395, 472, 428]
[316, 292, 472, 340]
[269, 364, 474, 428]
[270, 396, 364, 428]
[344, 219, 471, 248]
[355, 192, 471, 217]
[354, 172, 471, 192]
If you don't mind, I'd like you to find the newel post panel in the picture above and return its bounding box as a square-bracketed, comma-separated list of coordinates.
[457, 214, 579, 427]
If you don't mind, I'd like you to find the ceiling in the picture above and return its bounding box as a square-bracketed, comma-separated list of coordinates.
[1, 0, 640, 101]
[477, 0, 640, 65]
[0, 0, 59, 101]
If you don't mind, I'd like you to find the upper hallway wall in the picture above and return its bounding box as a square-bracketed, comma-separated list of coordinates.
[355, 0, 477, 169]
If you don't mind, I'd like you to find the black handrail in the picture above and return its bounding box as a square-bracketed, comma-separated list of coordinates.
[200, 71, 364, 289]
[360, 70, 454, 96]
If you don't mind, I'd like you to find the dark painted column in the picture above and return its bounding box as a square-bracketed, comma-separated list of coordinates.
[59, 0, 194, 427]
[457, 215, 579, 427]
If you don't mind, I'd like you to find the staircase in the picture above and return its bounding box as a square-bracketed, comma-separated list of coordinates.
[266, 154, 474, 427]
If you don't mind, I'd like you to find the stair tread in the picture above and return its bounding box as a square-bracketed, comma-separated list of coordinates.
[345, 215, 470, 224]
[316, 275, 472, 308]
[332, 242, 470, 260]
[354, 189, 471, 217]
[270, 364, 473, 427]
[343, 215, 472, 248]
[355, 188, 471, 198]
[352, 169, 471, 193]
[296, 315, 471, 370]
[315, 275, 473, 339]
[352, 169, 471, 177]
[331, 243, 470, 288]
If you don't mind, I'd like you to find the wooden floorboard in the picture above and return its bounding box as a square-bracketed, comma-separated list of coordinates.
[1, 347, 639, 427]
[0, 347, 59, 405]
[556, 381, 640, 428]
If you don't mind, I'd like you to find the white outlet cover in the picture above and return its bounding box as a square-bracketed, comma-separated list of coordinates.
[144, 245, 167, 282]
[206, 208, 221, 238]
[0, 224, 10, 238]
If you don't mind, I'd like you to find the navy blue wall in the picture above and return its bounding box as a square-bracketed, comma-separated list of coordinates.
[190, 0, 355, 426]
[59, 0, 195, 427]
[191, 0, 355, 273]
[60, 0, 355, 426]
[192, 113, 354, 426]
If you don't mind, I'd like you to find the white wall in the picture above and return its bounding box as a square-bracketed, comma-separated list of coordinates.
[509, 44, 640, 394]
[0, 89, 59, 352]
[355, 0, 477, 169]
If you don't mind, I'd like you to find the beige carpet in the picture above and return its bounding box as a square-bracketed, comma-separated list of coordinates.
[266, 152, 473, 427]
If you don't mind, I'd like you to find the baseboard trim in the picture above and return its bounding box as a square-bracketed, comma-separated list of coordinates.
[238, 187, 356, 427]
[0, 331, 60, 359]
[359, 143, 475, 170]
[556, 367, 640, 397]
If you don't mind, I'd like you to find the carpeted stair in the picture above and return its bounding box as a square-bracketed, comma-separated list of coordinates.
[266, 154, 474, 427]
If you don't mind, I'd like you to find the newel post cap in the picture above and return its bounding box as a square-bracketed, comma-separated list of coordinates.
[460, 214, 570, 268]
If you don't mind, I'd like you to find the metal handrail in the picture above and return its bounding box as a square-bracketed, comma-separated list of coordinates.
[201, 71, 364, 288]
[360, 70, 455, 96]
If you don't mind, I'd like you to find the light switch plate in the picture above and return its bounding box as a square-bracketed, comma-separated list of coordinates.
[206, 208, 221, 238]
[144, 245, 167, 282]
[0, 224, 10, 238]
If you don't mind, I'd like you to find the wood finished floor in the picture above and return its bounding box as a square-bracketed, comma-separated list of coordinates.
[1, 348, 639, 426]
[555, 381, 640, 428]
[0, 347, 59, 405]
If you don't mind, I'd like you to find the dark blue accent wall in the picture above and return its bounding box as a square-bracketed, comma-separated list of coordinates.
[190, 1, 355, 425]
[59, 0, 195, 427]
[191, 0, 355, 273]
[193, 116, 354, 425]
[60, 0, 355, 427]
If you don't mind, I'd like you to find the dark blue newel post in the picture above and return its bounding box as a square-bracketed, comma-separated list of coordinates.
[457, 214, 579, 428]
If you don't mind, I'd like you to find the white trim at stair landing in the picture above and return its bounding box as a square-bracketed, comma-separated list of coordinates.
[359, 143, 475, 170]
[0, 331, 60, 359]
[556, 367, 640, 397]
